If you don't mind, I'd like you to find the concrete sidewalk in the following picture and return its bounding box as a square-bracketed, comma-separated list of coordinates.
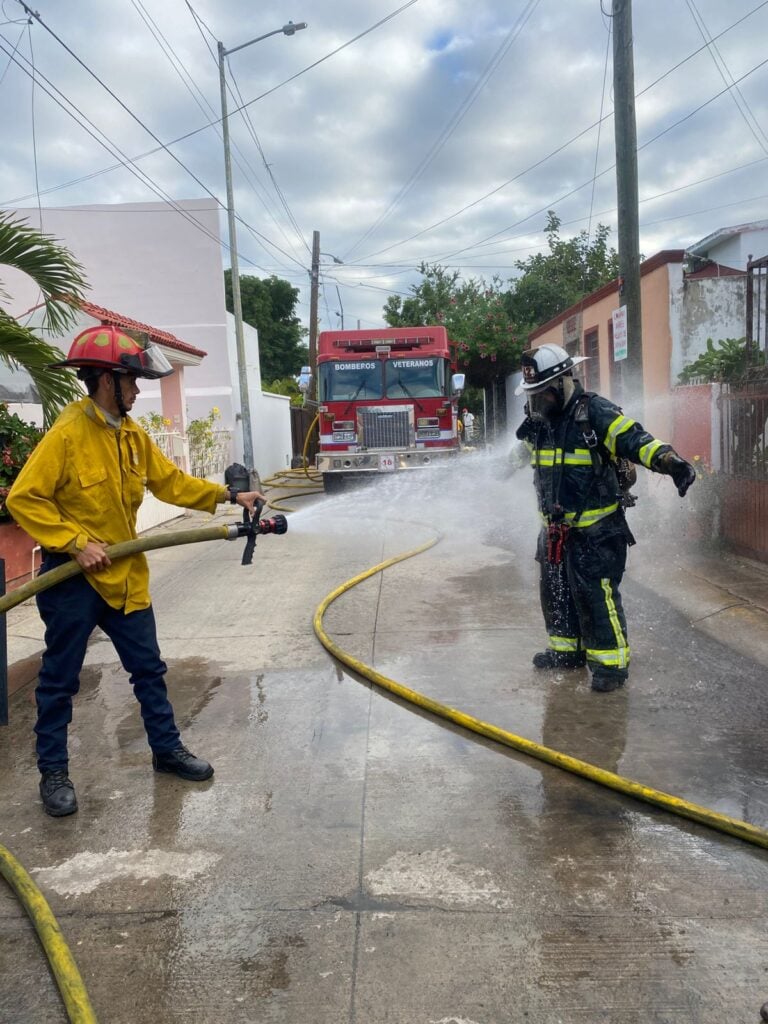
[2, 475, 768, 1024]
[626, 540, 768, 670]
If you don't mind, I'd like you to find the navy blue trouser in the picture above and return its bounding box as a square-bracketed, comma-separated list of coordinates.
[536, 514, 630, 685]
[35, 554, 180, 772]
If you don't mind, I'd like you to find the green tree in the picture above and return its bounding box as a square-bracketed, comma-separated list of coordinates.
[224, 271, 307, 382]
[507, 211, 620, 335]
[1, 213, 87, 425]
[383, 264, 521, 386]
[263, 375, 304, 406]
[678, 337, 765, 383]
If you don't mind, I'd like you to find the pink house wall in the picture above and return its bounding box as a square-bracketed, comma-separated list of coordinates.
[528, 252, 684, 440]
[670, 384, 712, 464]
[159, 367, 187, 435]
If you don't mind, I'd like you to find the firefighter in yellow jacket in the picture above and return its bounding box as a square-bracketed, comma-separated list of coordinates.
[7, 326, 264, 817]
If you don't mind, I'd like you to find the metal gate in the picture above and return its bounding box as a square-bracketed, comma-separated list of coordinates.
[719, 379, 768, 561]
[746, 254, 768, 360]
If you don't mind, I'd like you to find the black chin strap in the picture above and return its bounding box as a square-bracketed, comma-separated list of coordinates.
[111, 372, 129, 418]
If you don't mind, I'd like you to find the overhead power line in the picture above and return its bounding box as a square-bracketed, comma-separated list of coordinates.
[685, 0, 768, 154]
[342, 0, 541, 261]
[3, 0, 423, 263]
[346, 0, 768, 266]
[225, 59, 310, 258]
[12, 0, 307, 273]
[383, 48, 768, 267]
[131, 0, 306, 274]
[0, 31, 272, 272]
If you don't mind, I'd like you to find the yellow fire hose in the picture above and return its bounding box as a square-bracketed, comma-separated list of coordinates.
[2, 495, 766, 1022]
[0, 523, 241, 616]
[0, 844, 98, 1023]
[0, 521, 250, 1023]
[313, 536, 768, 852]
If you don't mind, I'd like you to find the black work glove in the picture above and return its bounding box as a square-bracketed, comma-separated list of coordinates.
[656, 450, 696, 497]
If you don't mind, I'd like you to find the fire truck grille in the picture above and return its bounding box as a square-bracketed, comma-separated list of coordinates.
[359, 407, 411, 449]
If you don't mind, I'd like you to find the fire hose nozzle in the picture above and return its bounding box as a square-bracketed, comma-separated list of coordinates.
[258, 513, 288, 535]
[233, 515, 288, 539]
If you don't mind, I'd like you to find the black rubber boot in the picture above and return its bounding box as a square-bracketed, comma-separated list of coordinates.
[532, 650, 586, 670]
[39, 770, 78, 817]
[152, 744, 214, 781]
[590, 672, 627, 693]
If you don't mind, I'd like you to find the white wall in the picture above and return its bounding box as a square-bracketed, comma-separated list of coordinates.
[10, 199, 237, 435]
[708, 228, 768, 270]
[7, 200, 292, 481]
[668, 264, 746, 384]
[225, 315, 291, 478]
[253, 393, 292, 479]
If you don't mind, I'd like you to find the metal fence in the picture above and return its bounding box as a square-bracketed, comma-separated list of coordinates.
[719, 377, 768, 561]
[147, 430, 232, 479]
[188, 430, 232, 479]
[146, 431, 186, 467]
[746, 254, 768, 360]
[719, 380, 768, 480]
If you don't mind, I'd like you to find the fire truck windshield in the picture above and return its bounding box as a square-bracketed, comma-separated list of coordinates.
[319, 360, 383, 401]
[386, 356, 444, 398]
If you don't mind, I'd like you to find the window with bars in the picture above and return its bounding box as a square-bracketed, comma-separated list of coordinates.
[583, 328, 600, 392]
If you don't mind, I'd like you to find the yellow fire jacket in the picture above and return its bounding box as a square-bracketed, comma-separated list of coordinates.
[7, 398, 228, 612]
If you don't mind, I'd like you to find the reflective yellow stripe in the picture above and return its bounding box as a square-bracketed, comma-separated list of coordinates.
[605, 414, 635, 455]
[539, 503, 619, 528]
[586, 648, 631, 667]
[549, 636, 580, 652]
[639, 438, 664, 468]
[564, 503, 619, 527]
[588, 578, 630, 669]
[531, 447, 593, 467]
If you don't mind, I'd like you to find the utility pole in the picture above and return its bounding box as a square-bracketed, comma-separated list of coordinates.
[306, 234, 343, 405]
[307, 230, 320, 405]
[218, 41, 254, 470]
[612, 0, 643, 415]
[217, 20, 307, 467]
[335, 284, 344, 329]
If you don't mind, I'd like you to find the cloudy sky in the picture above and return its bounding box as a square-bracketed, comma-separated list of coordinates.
[2, 0, 768, 334]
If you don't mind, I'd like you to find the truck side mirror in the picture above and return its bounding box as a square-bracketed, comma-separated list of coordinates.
[451, 373, 466, 395]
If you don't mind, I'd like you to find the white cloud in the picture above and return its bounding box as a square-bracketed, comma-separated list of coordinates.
[1, 0, 767, 329]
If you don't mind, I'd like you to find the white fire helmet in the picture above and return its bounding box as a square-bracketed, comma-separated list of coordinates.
[514, 343, 588, 395]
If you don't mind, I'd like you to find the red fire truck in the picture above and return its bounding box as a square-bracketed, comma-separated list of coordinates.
[316, 326, 465, 490]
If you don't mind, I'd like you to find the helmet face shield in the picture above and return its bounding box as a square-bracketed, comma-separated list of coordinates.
[117, 343, 174, 379]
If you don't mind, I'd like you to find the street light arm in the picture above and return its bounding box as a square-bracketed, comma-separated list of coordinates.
[223, 21, 308, 57]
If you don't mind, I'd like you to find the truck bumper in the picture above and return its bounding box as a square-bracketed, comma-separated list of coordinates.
[317, 448, 458, 475]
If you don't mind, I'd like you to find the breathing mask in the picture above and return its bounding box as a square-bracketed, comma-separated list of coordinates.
[527, 376, 576, 423]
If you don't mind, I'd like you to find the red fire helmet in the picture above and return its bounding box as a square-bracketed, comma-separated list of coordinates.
[50, 325, 173, 379]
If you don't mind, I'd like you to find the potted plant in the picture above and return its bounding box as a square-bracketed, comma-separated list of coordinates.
[0, 403, 43, 585]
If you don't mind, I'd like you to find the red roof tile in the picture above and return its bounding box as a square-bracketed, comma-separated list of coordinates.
[77, 300, 207, 358]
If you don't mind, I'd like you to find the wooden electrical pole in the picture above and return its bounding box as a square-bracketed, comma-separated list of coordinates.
[612, 0, 644, 415]
[307, 229, 320, 406]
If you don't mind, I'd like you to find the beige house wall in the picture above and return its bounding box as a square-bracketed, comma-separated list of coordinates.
[529, 257, 680, 438]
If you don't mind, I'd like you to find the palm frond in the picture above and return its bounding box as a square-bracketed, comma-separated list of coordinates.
[0, 212, 88, 334]
[0, 314, 81, 427]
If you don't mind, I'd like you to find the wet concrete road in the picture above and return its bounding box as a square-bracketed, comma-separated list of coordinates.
[1, 456, 768, 1023]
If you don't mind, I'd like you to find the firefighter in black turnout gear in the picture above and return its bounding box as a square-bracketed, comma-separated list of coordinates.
[515, 343, 696, 693]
